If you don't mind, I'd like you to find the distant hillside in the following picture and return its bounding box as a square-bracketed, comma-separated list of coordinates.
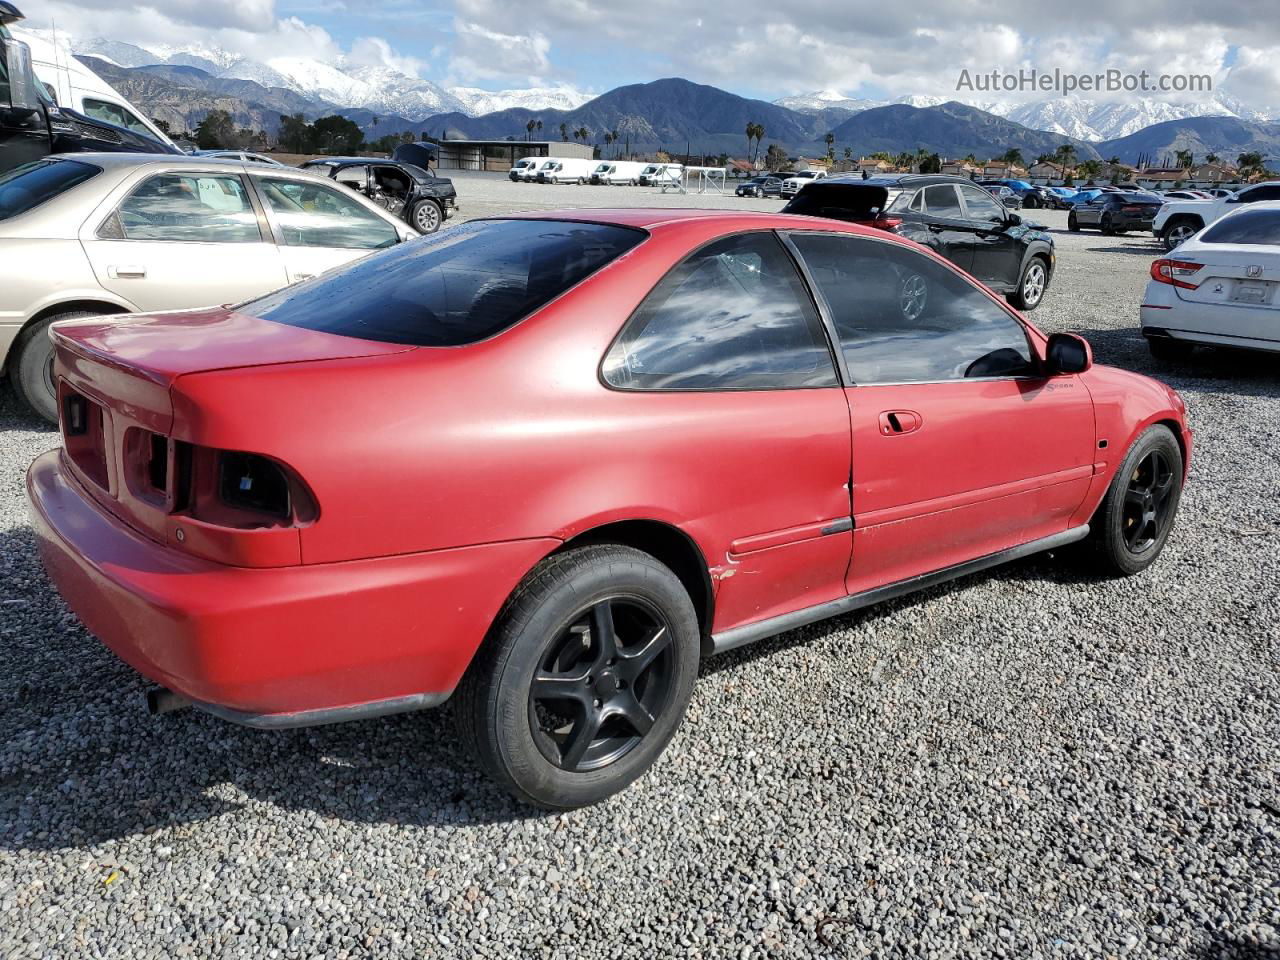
[1098, 115, 1280, 164]
[829, 102, 1101, 162]
[420, 77, 827, 154]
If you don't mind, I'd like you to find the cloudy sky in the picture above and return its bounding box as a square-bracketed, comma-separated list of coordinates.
[22, 0, 1280, 107]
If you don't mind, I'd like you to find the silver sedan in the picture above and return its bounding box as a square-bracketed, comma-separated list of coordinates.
[0, 153, 420, 422]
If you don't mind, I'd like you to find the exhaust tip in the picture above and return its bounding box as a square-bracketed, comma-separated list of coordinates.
[145, 686, 191, 716]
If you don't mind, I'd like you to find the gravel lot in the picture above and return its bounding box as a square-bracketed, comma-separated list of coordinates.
[1, 180, 1277, 959]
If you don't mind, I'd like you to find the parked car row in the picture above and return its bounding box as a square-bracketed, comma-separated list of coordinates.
[509, 157, 685, 186]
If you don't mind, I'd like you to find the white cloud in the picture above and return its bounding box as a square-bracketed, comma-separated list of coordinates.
[447, 19, 551, 84]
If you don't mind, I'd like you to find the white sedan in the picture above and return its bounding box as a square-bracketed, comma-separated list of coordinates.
[0, 153, 419, 422]
[1141, 201, 1280, 361]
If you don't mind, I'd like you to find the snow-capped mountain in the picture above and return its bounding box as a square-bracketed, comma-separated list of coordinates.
[57, 33, 586, 120]
[773, 90, 888, 114]
[451, 85, 592, 115]
[995, 95, 1273, 141]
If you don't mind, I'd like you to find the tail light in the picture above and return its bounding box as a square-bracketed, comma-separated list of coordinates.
[855, 217, 902, 232]
[1122, 205, 1143, 213]
[124, 432, 317, 530]
[1150, 259, 1203, 290]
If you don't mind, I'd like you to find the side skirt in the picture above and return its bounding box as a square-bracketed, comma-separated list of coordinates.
[193, 691, 451, 730]
[708, 524, 1090, 656]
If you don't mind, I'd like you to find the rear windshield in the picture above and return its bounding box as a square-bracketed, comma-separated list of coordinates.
[244, 219, 646, 346]
[1118, 193, 1160, 203]
[1199, 209, 1280, 245]
[0, 159, 100, 221]
[783, 183, 890, 220]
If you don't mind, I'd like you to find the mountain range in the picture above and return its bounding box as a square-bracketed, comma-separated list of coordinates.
[32, 29, 1279, 166]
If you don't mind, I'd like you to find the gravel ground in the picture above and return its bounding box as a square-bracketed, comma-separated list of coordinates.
[1, 187, 1278, 959]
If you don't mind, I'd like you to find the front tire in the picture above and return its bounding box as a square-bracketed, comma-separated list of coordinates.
[410, 199, 442, 234]
[1162, 217, 1200, 251]
[1007, 256, 1049, 311]
[13, 310, 102, 424]
[1085, 425, 1183, 577]
[1067, 211, 1080, 232]
[454, 545, 700, 809]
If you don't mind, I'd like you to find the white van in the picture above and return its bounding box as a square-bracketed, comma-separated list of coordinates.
[593, 161, 646, 185]
[509, 157, 540, 181]
[639, 162, 683, 186]
[537, 157, 597, 184]
[12, 29, 175, 148]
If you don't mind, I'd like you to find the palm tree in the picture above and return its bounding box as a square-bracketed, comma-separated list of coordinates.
[536, 120, 543, 138]
[559, 122, 568, 142]
[525, 119, 536, 142]
[610, 129, 619, 158]
[1175, 149, 1194, 169]
[1106, 155, 1121, 165]
[1000, 147, 1024, 168]
[1205, 153, 1219, 164]
[824, 131, 835, 161]
[1054, 143, 1077, 180]
[843, 146, 853, 162]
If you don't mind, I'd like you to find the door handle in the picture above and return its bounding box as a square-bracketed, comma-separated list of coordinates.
[107, 265, 147, 279]
[878, 410, 922, 435]
[980, 235, 1005, 242]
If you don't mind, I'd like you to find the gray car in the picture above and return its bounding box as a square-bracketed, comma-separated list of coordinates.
[0, 153, 420, 422]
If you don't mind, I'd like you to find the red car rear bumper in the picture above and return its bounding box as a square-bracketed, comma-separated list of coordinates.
[27, 449, 557, 726]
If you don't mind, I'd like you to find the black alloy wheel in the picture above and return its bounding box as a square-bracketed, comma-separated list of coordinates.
[1120, 449, 1177, 554]
[529, 597, 675, 771]
[454, 544, 700, 808]
[1084, 424, 1183, 577]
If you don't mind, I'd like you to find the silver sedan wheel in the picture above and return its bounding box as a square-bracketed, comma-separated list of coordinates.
[414, 202, 441, 233]
[1022, 261, 1047, 306]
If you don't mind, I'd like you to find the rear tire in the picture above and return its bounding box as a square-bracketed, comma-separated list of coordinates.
[13, 310, 101, 424]
[454, 544, 700, 809]
[410, 199, 442, 234]
[1084, 425, 1183, 577]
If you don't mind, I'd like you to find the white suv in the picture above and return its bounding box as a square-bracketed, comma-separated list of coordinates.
[781, 169, 827, 199]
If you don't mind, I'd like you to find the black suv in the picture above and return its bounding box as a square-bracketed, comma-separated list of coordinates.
[782, 174, 1055, 310]
[300, 146, 456, 234]
[735, 175, 784, 198]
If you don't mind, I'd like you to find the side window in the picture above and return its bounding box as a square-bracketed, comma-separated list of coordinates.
[788, 233, 1036, 384]
[333, 165, 368, 193]
[923, 185, 963, 218]
[101, 173, 261, 242]
[1240, 185, 1280, 203]
[958, 184, 1006, 222]
[256, 177, 400, 250]
[602, 232, 837, 390]
[82, 98, 152, 137]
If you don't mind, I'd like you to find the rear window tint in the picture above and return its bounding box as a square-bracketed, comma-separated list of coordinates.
[783, 184, 890, 221]
[244, 219, 645, 347]
[1200, 209, 1280, 245]
[0, 159, 100, 221]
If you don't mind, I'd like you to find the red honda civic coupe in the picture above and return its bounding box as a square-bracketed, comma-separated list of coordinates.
[28, 209, 1191, 808]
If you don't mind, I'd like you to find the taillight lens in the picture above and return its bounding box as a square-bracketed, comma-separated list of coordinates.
[1150, 259, 1203, 289]
[854, 217, 902, 231]
[124, 434, 316, 529]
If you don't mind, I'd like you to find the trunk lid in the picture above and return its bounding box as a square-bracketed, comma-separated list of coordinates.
[51, 307, 412, 546]
[1172, 246, 1280, 309]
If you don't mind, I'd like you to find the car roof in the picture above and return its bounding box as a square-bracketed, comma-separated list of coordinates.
[48, 152, 283, 171]
[819, 173, 976, 188]
[496, 207, 894, 234]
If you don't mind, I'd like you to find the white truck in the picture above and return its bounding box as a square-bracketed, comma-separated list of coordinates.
[12, 27, 175, 148]
[509, 157, 540, 181]
[590, 160, 646, 185]
[535, 157, 596, 183]
[781, 169, 827, 199]
[1153, 180, 1280, 250]
[638, 162, 682, 186]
